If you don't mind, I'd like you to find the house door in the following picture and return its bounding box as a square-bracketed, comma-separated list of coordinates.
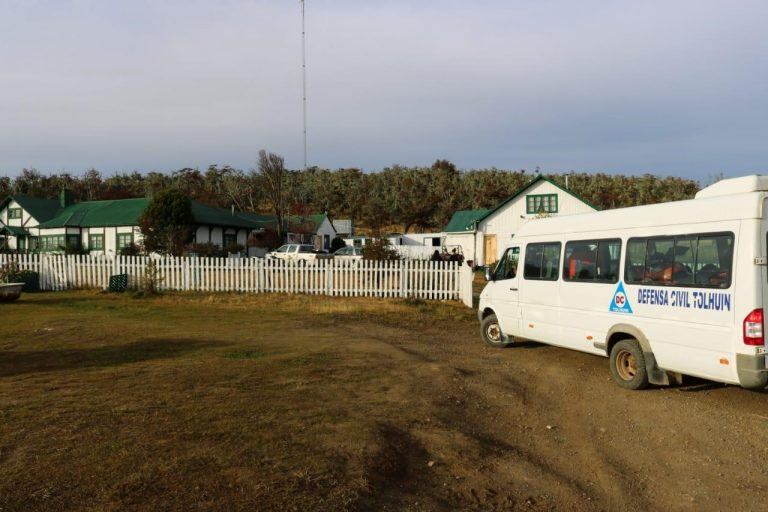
[484, 235, 498, 266]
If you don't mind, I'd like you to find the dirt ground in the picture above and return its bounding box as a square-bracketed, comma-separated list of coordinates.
[1, 291, 767, 511]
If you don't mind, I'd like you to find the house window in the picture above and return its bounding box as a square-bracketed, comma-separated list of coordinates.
[40, 235, 66, 252]
[8, 208, 22, 220]
[526, 194, 558, 214]
[223, 233, 237, 248]
[66, 235, 81, 251]
[89, 234, 104, 251]
[117, 232, 133, 250]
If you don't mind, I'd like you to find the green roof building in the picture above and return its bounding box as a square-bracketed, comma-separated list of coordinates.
[443, 176, 597, 267]
[1, 191, 277, 254]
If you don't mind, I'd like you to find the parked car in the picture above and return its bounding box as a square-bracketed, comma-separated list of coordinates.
[333, 246, 363, 260]
[268, 244, 331, 264]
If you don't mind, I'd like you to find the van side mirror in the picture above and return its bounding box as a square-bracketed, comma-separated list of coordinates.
[484, 267, 494, 282]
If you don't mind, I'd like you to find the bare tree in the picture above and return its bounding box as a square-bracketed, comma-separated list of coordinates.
[257, 150, 288, 239]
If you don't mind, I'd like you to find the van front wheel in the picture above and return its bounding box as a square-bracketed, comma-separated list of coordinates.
[609, 339, 649, 390]
[481, 313, 512, 348]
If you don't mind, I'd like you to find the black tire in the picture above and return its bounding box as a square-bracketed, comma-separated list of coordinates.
[609, 339, 650, 390]
[481, 313, 512, 348]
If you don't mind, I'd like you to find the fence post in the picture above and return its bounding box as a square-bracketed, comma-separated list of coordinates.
[460, 263, 473, 308]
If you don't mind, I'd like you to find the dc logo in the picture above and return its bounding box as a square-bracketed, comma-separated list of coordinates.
[609, 282, 633, 314]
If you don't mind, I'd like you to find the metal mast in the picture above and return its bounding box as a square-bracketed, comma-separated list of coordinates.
[301, 0, 308, 170]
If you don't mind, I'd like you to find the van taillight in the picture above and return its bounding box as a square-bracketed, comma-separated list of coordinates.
[743, 308, 764, 346]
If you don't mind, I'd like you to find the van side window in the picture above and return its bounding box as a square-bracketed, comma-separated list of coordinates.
[625, 233, 733, 288]
[523, 242, 561, 281]
[563, 239, 621, 283]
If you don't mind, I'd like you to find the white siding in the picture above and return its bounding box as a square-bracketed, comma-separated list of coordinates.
[476, 180, 596, 266]
[0, 200, 40, 249]
[315, 216, 337, 250]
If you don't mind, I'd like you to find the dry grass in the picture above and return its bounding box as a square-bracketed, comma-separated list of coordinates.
[0, 291, 473, 511]
[3, 290, 766, 511]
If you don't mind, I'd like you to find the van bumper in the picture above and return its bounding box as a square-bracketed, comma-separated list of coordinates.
[736, 353, 768, 389]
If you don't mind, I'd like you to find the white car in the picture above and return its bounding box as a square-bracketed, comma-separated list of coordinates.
[268, 244, 331, 263]
[333, 246, 363, 260]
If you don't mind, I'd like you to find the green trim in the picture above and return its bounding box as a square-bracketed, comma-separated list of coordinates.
[38, 234, 66, 252]
[525, 193, 558, 214]
[116, 232, 134, 250]
[0, 225, 28, 236]
[8, 207, 22, 220]
[88, 233, 104, 251]
[476, 175, 599, 226]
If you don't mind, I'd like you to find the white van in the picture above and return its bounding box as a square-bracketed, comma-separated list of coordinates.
[478, 175, 768, 390]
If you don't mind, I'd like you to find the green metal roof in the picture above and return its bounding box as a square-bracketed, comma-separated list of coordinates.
[37, 198, 151, 228]
[0, 225, 29, 236]
[1, 195, 62, 222]
[444, 209, 491, 233]
[36, 196, 275, 230]
[190, 202, 274, 229]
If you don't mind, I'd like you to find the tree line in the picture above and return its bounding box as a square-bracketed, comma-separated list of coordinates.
[0, 156, 701, 233]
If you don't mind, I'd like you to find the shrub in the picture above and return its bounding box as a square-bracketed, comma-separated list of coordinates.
[188, 242, 225, 257]
[0, 261, 20, 283]
[224, 242, 245, 255]
[0, 262, 39, 291]
[362, 238, 400, 261]
[140, 260, 163, 295]
[248, 228, 281, 250]
[330, 236, 346, 253]
[119, 243, 141, 256]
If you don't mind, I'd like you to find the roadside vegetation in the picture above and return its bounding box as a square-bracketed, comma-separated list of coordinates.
[0, 161, 701, 236]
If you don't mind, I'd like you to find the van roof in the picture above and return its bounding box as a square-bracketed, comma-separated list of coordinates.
[515, 189, 765, 238]
[695, 175, 768, 199]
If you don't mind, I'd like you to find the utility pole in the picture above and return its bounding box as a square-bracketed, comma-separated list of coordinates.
[300, 0, 308, 171]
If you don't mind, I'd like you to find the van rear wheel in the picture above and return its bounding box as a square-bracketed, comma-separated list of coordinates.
[481, 313, 512, 348]
[609, 339, 649, 390]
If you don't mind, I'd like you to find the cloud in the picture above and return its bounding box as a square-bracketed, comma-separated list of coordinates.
[0, 0, 766, 178]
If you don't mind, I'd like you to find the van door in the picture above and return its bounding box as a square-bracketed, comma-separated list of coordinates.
[490, 246, 522, 337]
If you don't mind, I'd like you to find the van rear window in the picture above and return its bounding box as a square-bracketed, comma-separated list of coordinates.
[523, 242, 561, 281]
[625, 233, 734, 288]
[563, 239, 621, 283]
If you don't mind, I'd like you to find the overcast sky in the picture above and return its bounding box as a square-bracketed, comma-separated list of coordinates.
[1, 0, 766, 180]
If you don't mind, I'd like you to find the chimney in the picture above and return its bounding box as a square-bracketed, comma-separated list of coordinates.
[60, 189, 74, 208]
[231, 205, 235, 216]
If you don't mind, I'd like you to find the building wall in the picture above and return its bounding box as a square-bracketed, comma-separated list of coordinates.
[0, 200, 40, 250]
[388, 233, 444, 247]
[476, 180, 596, 266]
[444, 233, 477, 264]
[194, 225, 249, 249]
[315, 216, 337, 250]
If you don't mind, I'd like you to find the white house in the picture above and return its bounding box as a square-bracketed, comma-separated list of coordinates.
[1, 191, 275, 254]
[444, 176, 598, 267]
[285, 213, 337, 251]
[0, 192, 69, 251]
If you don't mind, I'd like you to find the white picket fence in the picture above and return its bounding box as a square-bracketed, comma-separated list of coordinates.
[0, 254, 474, 306]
